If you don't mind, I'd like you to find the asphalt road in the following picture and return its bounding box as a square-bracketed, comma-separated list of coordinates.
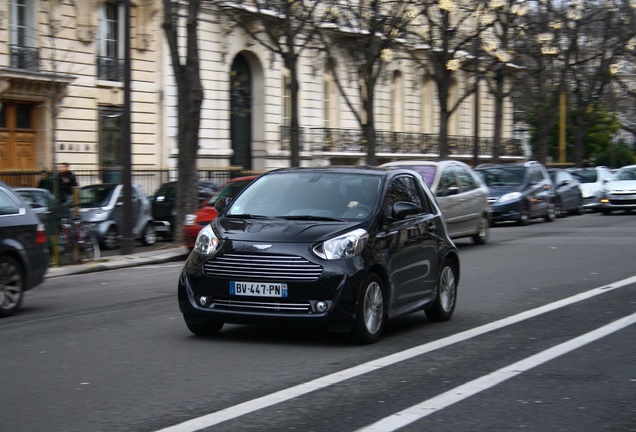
[2, 211, 635, 432]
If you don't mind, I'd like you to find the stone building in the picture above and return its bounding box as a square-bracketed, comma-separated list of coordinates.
[0, 0, 521, 186]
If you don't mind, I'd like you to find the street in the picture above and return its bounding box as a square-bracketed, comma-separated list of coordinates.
[1, 212, 635, 432]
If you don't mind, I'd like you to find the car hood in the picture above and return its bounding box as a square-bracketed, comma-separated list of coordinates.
[485, 185, 522, 197]
[216, 217, 363, 243]
[605, 180, 636, 194]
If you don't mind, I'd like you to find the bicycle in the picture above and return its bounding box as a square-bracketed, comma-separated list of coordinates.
[56, 217, 101, 264]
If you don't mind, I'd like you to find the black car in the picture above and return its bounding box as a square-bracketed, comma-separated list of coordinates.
[475, 161, 556, 225]
[0, 182, 50, 317]
[152, 180, 219, 238]
[547, 168, 584, 217]
[178, 167, 460, 344]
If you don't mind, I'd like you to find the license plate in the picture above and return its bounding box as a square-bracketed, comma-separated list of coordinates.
[230, 281, 288, 298]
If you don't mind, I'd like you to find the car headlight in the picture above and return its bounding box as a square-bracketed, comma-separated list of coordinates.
[193, 224, 220, 255]
[498, 192, 522, 204]
[184, 214, 196, 226]
[313, 228, 368, 260]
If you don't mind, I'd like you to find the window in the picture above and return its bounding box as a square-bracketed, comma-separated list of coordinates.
[98, 106, 123, 174]
[97, 1, 124, 81]
[9, 0, 39, 71]
[324, 64, 339, 129]
[455, 166, 478, 192]
[384, 175, 426, 217]
[0, 189, 21, 216]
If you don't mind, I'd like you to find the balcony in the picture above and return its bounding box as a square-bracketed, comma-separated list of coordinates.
[10, 45, 40, 72]
[97, 56, 124, 82]
[280, 127, 524, 161]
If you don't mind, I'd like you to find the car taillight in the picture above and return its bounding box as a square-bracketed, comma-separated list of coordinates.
[35, 224, 47, 244]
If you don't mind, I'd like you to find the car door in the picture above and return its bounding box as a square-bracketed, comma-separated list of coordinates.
[434, 165, 462, 238]
[383, 175, 438, 313]
[454, 164, 485, 236]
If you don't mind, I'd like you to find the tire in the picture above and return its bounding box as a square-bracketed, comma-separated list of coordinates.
[425, 259, 458, 322]
[103, 225, 119, 250]
[545, 202, 556, 222]
[141, 223, 157, 246]
[350, 273, 386, 344]
[0, 256, 25, 318]
[80, 231, 100, 261]
[517, 204, 529, 226]
[472, 214, 490, 245]
[602, 208, 612, 215]
[184, 316, 224, 337]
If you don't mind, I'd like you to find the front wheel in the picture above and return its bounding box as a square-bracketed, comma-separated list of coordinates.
[545, 202, 556, 222]
[350, 273, 386, 344]
[0, 256, 25, 318]
[425, 260, 458, 322]
[80, 231, 100, 261]
[517, 204, 530, 226]
[141, 223, 157, 246]
[102, 225, 119, 250]
[184, 316, 224, 337]
[472, 214, 490, 245]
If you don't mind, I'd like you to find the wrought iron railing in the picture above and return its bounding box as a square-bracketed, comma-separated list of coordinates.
[10, 45, 40, 71]
[97, 56, 125, 82]
[280, 126, 524, 158]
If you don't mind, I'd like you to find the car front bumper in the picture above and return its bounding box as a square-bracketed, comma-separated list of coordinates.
[488, 200, 523, 223]
[178, 248, 366, 333]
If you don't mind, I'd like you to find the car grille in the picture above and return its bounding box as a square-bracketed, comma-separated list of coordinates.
[211, 298, 312, 313]
[203, 253, 323, 281]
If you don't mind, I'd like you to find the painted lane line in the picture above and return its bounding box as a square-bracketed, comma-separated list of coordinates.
[357, 312, 636, 431]
[155, 275, 636, 432]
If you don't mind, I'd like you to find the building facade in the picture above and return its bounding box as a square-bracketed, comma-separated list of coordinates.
[1, 0, 520, 188]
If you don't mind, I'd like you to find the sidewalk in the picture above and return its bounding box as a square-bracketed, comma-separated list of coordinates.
[45, 246, 191, 278]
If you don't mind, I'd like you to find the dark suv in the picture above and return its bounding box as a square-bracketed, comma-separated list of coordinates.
[151, 180, 219, 238]
[475, 161, 556, 225]
[0, 182, 50, 317]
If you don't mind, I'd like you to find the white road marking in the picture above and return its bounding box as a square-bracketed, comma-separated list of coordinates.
[357, 312, 636, 431]
[155, 275, 636, 432]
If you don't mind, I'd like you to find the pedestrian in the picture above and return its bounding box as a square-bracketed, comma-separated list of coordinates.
[37, 170, 52, 191]
[59, 162, 78, 204]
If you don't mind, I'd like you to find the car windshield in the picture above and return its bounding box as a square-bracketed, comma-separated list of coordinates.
[79, 185, 117, 207]
[207, 179, 254, 206]
[227, 172, 383, 220]
[478, 166, 525, 187]
[398, 165, 436, 187]
[613, 167, 636, 181]
[569, 169, 597, 183]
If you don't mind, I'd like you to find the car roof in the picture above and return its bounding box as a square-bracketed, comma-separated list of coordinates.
[380, 159, 468, 168]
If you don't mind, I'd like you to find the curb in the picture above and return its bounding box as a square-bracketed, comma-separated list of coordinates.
[45, 247, 190, 278]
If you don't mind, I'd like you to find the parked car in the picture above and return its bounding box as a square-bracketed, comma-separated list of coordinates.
[178, 166, 460, 344]
[599, 164, 636, 215]
[12, 187, 72, 235]
[475, 161, 556, 225]
[151, 180, 219, 239]
[0, 182, 50, 317]
[547, 168, 584, 217]
[381, 160, 491, 244]
[183, 175, 258, 249]
[566, 166, 613, 212]
[77, 183, 157, 250]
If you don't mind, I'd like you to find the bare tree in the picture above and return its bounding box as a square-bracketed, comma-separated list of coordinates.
[405, 0, 490, 159]
[211, 0, 323, 167]
[317, 0, 417, 165]
[162, 0, 204, 244]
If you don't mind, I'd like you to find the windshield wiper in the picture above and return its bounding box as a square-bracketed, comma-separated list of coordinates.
[279, 215, 345, 222]
[228, 213, 269, 219]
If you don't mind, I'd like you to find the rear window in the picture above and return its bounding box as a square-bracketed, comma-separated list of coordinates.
[0, 188, 21, 215]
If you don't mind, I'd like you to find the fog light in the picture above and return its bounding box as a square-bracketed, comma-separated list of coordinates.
[315, 301, 328, 313]
[199, 296, 208, 306]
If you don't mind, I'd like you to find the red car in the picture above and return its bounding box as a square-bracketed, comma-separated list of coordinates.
[183, 175, 257, 249]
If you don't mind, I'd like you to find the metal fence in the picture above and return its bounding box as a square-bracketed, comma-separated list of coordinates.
[0, 167, 247, 198]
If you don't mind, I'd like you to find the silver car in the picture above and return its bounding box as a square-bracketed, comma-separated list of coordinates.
[566, 166, 613, 211]
[381, 160, 491, 244]
[78, 183, 157, 250]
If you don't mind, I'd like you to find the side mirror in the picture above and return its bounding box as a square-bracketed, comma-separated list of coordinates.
[214, 197, 232, 213]
[392, 201, 422, 219]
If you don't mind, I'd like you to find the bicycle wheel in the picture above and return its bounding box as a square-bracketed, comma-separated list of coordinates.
[80, 231, 100, 261]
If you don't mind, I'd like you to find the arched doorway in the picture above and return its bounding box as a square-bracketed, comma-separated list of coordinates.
[230, 54, 252, 170]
